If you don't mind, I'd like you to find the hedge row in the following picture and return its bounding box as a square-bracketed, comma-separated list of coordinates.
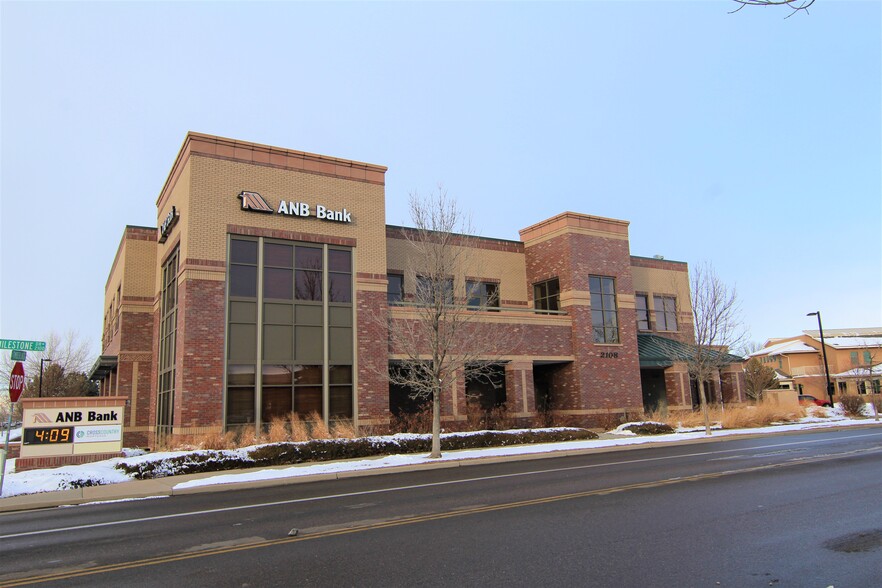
[116, 429, 599, 480]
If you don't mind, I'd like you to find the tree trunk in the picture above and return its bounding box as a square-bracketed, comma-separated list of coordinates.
[699, 380, 712, 436]
[430, 385, 442, 458]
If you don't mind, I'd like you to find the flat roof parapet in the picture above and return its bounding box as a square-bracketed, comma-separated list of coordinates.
[157, 132, 388, 209]
[519, 211, 629, 243]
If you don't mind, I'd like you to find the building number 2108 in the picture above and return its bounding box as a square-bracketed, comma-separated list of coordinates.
[599, 351, 619, 359]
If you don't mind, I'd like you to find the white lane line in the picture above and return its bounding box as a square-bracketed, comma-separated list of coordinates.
[3, 430, 881, 540]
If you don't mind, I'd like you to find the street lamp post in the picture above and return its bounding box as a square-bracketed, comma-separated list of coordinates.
[806, 312, 833, 406]
[39, 358, 53, 398]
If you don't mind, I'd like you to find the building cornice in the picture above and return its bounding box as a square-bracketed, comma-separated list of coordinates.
[156, 132, 388, 211]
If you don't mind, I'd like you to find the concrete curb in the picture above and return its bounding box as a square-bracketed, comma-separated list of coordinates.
[2, 422, 880, 513]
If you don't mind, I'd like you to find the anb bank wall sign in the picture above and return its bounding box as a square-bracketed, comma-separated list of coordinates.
[238, 191, 353, 223]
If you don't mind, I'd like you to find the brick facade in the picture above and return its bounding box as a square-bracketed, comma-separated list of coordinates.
[174, 278, 226, 434]
[91, 132, 734, 445]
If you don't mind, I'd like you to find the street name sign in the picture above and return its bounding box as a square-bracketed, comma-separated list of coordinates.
[0, 339, 47, 352]
[10, 350, 27, 361]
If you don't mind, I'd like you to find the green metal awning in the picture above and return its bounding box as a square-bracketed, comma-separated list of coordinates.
[88, 355, 118, 381]
[637, 334, 742, 369]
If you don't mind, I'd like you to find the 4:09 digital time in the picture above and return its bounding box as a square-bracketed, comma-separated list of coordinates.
[23, 427, 74, 445]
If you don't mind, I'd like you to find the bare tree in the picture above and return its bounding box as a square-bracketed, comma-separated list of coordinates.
[738, 340, 764, 357]
[1, 330, 96, 404]
[743, 357, 778, 402]
[660, 262, 746, 435]
[689, 263, 747, 433]
[383, 187, 519, 458]
[730, 0, 816, 18]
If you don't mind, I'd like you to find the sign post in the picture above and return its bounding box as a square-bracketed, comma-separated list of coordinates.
[1, 361, 27, 496]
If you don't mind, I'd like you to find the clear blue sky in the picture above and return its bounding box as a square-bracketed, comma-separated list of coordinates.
[2, 1, 880, 359]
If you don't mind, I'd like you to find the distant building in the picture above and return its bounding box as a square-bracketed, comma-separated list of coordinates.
[90, 132, 745, 447]
[747, 328, 882, 400]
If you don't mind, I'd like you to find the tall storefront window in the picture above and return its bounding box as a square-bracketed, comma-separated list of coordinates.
[156, 247, 179, 442]
[226, 236, 354, 431]
[590, 275, 619, 343]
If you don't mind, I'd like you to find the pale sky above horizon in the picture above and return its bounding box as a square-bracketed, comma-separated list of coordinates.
[1, 0, 880, 363]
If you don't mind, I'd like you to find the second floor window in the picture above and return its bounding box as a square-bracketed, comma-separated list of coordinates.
[416, 275, 454, 305]
[387, 274, 404, 303]
[590, 275, 619, 343]
[653, 295, 678, 331]
[533, 278, 560, 313]
[466, 281, 500, 310]
[636, 294, 650, 331]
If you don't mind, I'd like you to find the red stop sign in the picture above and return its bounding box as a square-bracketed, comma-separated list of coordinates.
[9, 361, 25, 403]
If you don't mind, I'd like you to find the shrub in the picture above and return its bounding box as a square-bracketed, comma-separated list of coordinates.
[390, 405, 433, 434]
[533, 408, 555, 428]
[60, 478, 103, 489]
[806, 406, 829, 418]
[719, 404, 803, 429]
[267, 417, 290, 443]
[463, 403, 513, 432]
[307, 412, 331, 439]
[595, 408, 625, 432]
[197, 430, 239, 450]
[623, 422, 675, 435]
[288, 412, 310, 442]
[639, 404, 804, 431]
[331, 419, 357, 439]
[237, 429, 264, 447]
[838, 395, 866, 417]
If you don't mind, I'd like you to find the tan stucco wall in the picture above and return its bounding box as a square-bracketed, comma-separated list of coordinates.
[386, 237, 529, 305]
[631, 265, 693, 333]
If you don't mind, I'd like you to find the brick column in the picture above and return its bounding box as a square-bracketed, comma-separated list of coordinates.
[356, 287, 391, 431]
[175, 278, 226, 435]
[665, 366, 692, 410]
[505, 361, 536, 417]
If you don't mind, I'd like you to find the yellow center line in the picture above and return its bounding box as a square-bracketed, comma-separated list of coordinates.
[3, 447, 878, 587]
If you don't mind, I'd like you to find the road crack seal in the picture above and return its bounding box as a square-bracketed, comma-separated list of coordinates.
[824, 529, 882, 553]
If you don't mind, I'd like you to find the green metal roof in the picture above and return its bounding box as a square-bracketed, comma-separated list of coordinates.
[88, 355, 118, 381]
[637, 334, 742, 369]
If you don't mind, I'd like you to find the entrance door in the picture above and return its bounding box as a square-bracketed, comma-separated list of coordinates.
[640, 369, 667, 413]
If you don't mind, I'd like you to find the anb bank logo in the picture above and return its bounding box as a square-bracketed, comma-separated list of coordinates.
[32, 413, 52, 424]
[238, 191, 274, 213]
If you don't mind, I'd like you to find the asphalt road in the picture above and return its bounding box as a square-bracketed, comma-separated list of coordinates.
[1, 428, 881, 587]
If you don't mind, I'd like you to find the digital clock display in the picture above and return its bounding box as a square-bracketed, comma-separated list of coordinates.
[23, 427, 74, 445]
